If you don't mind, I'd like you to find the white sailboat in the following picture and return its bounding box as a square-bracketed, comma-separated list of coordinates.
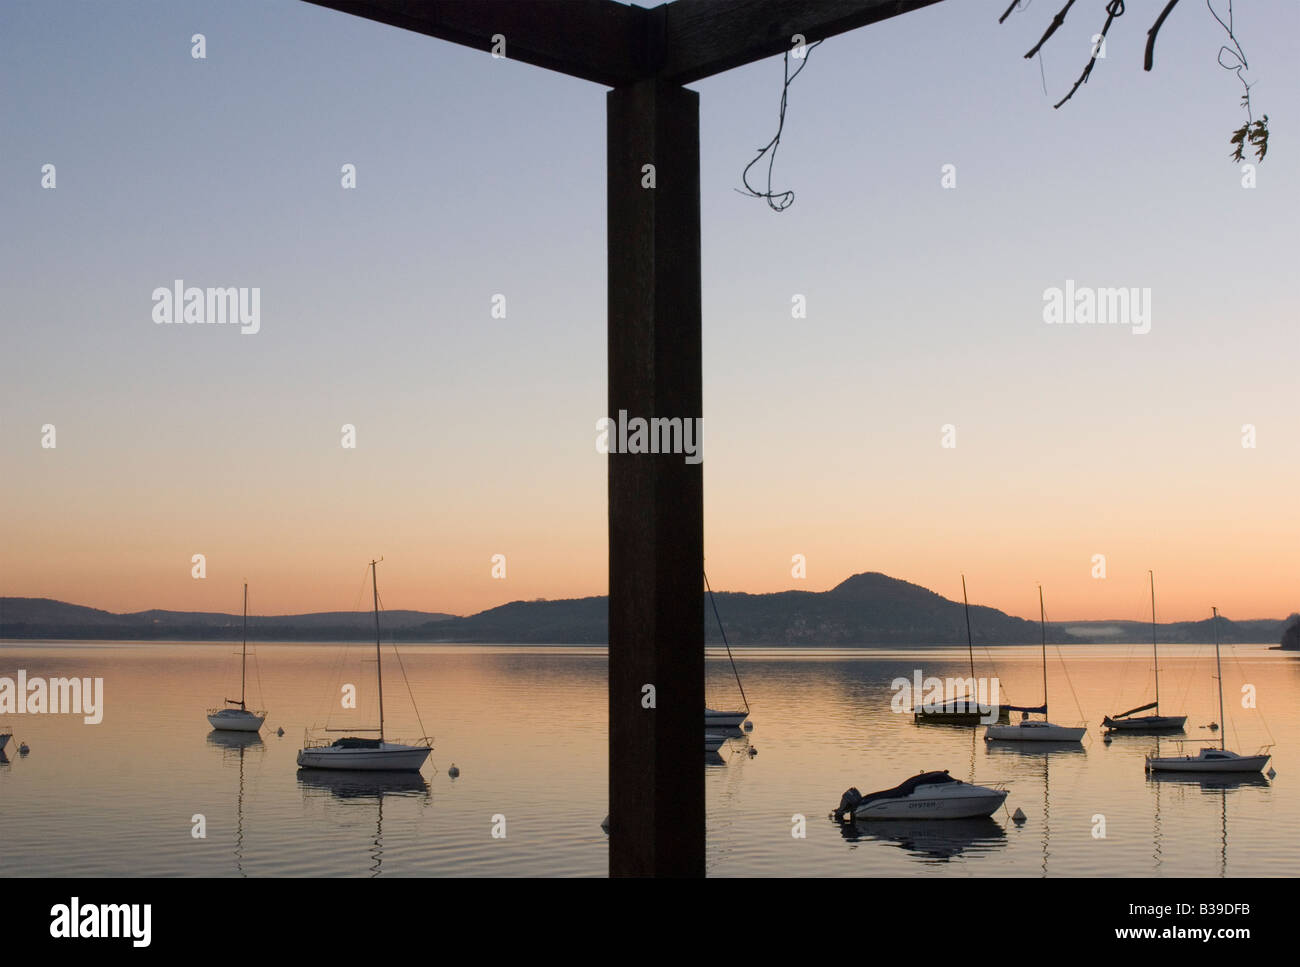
[207, 583, 266, 732]
[984, 586, 1086, 743]
[1145, 608, 1270, 774]
[297, 560, 433, 773]
[704, 571, 750, 729]
[1102, 571, 1187, 732]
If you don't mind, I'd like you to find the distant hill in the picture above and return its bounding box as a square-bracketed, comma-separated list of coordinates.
[0, 597, 453, 642]
[394, 572, 1056, 644]
[2, 573, 1291, 646]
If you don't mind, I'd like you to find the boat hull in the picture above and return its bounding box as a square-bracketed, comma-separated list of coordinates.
[0, 733, 9, 753]
[985, 722, 1085, 742]
[704, 709, 748, 728]
[297, 742, 431, 772]
[915, 704, 1010, 726]
[704, 732, 728, 753]
[1146, 750, 1270, 774]
[1103, 714, 1186, 731]
[207, 709, 266, 732]
[855, 786, 1008, 820]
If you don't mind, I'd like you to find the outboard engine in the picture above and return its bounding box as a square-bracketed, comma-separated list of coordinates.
[834, 787, 863, 821]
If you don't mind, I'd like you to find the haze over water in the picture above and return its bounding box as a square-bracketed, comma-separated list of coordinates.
[1, 641, 1292, 877]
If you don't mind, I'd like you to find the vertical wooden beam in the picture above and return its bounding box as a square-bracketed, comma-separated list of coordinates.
[607, 78, 704, 877]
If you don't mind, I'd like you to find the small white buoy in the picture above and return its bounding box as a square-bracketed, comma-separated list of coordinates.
[1012, 807, 1026, 825]
[1267, 767, 1277, 779]
[18, 742, 30, 756]
[743, 721, 754, 732]
[448, 763, 460, 778]
[276, 727, 284, 737]
[1103, 734, 1113, 744]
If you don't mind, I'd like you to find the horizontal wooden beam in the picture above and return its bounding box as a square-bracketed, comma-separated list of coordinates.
[302, 0, 651, 87]
[659, 0, 945, 84]
[303, 0, 944, 88]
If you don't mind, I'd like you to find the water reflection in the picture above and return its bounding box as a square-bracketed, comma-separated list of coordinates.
[296, 770, 432, 877]
[982, 741, 1086, 876]
[1145, 772, 1270, 876]
[841, 816, 1007, 862]
[1144, 771, 1270, 792]
[206, 730, 264, 876]
[983, 740, 1088, 758]
[296, 770, 431, 800]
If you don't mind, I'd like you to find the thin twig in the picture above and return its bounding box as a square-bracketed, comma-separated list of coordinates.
[1053, 0, 1125, 110]
[1025, 0, 1079, 59]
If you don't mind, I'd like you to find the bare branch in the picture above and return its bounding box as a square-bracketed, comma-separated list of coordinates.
[1144, 0, 1183, 71]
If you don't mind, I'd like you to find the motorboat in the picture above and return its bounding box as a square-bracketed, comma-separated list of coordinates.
[835, 770, 1008, 821]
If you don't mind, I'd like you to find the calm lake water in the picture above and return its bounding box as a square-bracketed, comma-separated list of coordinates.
[0, 641, 1294, 877]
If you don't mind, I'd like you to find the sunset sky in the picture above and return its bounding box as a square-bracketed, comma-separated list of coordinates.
[2, 0, 1297, 624]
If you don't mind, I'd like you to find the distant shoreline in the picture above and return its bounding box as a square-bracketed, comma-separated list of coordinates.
[2, 637, 1293, 650]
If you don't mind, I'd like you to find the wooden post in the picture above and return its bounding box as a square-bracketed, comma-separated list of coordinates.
[606, 78, 705, 877]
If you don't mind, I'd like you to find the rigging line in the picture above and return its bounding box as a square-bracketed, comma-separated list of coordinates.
[376, 587, 432, 745]
[1226, 643, 1275, 747]
[1175, 640, 1202, 713]
[317, 565, 373, 730]
[737, 38, 823, 212]
[251, 650, 267, 712]
[1044, 599, 1086, 723]
[704, 571, 749, 713]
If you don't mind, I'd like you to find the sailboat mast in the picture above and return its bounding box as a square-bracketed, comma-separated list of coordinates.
[1039, 585, 1048, 713]
[372, 560, 384, 742]
[1150, 570, 1159, 713]
[1212, 606, 1224, 751]
[240, 582, 248, 710]
[962, 575, 975, 683]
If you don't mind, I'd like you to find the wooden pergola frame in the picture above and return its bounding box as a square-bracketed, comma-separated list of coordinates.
[301, 0, 944, 876]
